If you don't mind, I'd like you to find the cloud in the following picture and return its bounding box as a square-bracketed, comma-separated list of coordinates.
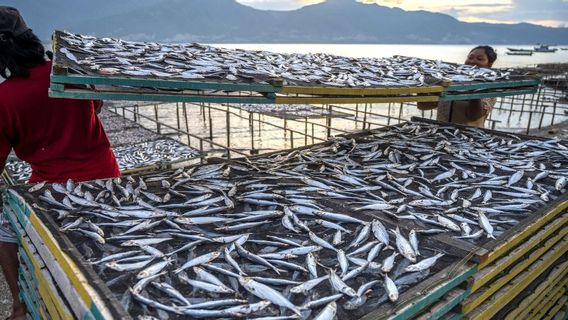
[237, 0, 568, 27]
[362, 0, 567, 27]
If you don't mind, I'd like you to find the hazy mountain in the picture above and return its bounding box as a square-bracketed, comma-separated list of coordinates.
[8, 0, 568, 44]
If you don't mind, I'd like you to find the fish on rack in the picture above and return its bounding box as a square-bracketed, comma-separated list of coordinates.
[55, 31, 510, 89]
[17, 120, 567, 319]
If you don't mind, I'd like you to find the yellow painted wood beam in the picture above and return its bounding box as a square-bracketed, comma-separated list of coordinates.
[472, 215, 568, 292]
[532, 283, 567, 320]
[525, 275, 568, 319]
[464, 231, 566, 313]
[465, 236, 568, 320]
[280, 85, 444, 96]
[274, 95, 439, 104]
[20, 237, 71, 320]
[28, 213, 105, 317]
[543, 295, 568, 320]
[505, 262, 568, 320]
[478, 201, 568, 269]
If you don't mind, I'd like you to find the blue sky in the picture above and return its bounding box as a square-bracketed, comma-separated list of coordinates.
[236, 0, 568, 27]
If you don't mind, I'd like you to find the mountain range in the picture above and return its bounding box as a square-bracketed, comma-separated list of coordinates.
[8, 0, 568, 44]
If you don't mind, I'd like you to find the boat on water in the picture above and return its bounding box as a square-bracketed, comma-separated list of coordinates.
[507, 48, 533, 52]
[533, 44, 557, 52]
[506, 51, 533, 56]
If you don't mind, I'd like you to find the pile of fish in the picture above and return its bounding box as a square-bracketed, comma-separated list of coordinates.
[56, 31, 509, 88]
[18, 121, 567, 319]
[235, 104, 336, 118]
[113, 139, 202, 170]
[5, 158, 32, 183]
[4, 140, 200, 183]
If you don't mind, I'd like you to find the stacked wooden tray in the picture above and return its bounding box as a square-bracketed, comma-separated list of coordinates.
[3, 118, 567, 319]
[48, 31, 540, 105]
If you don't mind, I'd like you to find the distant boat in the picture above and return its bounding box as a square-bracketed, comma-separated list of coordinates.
[507, 47, 533, 52]
[506, 51, 533, 56]
[561, 48, 568, 51]
[534, 44, 557, 52]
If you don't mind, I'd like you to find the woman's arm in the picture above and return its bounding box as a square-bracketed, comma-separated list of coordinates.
[94, 100, 104, 114]
[417, 102, 438, 110]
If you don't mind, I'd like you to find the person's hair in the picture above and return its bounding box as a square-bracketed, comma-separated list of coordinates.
[0, 29, 46, 79]
[470, 45, 497, 66]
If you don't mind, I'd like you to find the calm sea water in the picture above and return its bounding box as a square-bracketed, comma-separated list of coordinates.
[213, 44, 568, 68]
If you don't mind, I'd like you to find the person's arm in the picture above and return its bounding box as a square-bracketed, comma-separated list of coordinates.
[0, 129, 11, 175]
[417, 102, 439, 110]
[0, 107, 13, 174]
[94, 100, 104, 114]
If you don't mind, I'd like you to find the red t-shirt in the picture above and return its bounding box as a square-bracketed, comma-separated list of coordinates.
[0, 61, 120, 183]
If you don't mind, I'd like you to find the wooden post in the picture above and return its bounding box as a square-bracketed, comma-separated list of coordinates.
[526, 111, 533, 135]
[199, 139, 204, 164]
[304, 117, 308, 146]
[226, 105, 231, 159]
[519, 94, 527, 116]
[551, 102, 557, 126]
[208, 104, 213, 140]
[176, 102, 181, 130]
[538, 104, 547, 129]
[250, 113, 255, 154]
[290, 131, 294, 149]
[363, 103, 368, 129]
[311, 123, 315, 144]
[182, 102, 190, 146]
[154, 104, 160, 134]
[329, 105, 334, 133]
[507, 95, 515, 122]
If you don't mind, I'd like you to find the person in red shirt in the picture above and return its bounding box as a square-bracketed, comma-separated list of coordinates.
[0, 7, 120, 319]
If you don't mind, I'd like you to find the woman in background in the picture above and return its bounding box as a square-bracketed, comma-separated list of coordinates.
[418, 46, 498, 128]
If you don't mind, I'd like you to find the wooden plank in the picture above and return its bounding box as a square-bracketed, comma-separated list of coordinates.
[535, 288, 568, 320]
[12, 191, 133, 320]
[363, 264, 477, 320]
[529, 276, 568, 317]
[518, 277, 568, 320]
[18, 266, 43, 317]
[28, 212, 112, 320]
[471, 213, 567, 292]
[11, 205, 81, 320]
[464, 236, 568, 320]
[440, 313, 463, 320]
[48, 88, 276, 104]
[463, 232, 567, 313]
[413, 287, 470, 320]
[280, 85, 444, 96]
[4, 191, 108, 320]
[33, 249, 74, 320]
[440, 88, 538, 101]
[478, 199, 568, 269]
[504, 261, 568, 320]
[20, 237, 67, 320]
[445, 79, 540, 92]
[1, 169, 15, 185]
[544, 296, 568, 320]
[275, 95, 440, 104]
[51, 73, 278, 93]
